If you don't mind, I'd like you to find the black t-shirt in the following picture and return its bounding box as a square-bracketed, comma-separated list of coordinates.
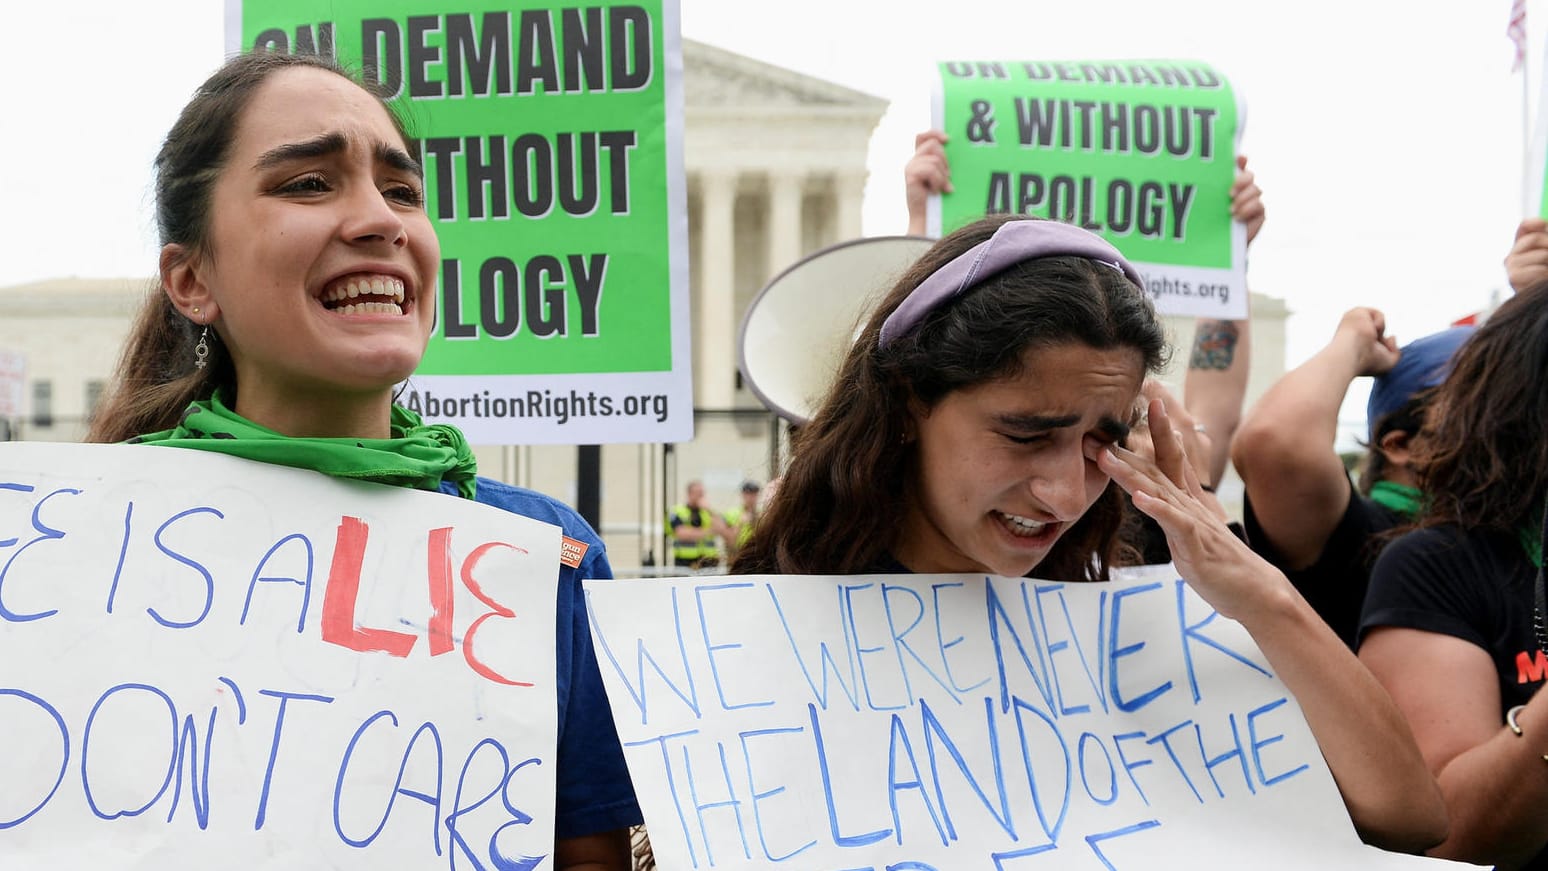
[1244, 475, 1403, 649]
[1360, 523, 1547, 869]
[1361, 523, 1543, 710]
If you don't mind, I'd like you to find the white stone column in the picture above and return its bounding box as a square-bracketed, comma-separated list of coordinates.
[697, 170, 737, 410]
[766, 171, 805, 279]
[835, 172, 867, 242]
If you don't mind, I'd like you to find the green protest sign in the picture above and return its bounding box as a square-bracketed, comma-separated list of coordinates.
[932, 59, 1246, 318]
[230, 1, 691, 444]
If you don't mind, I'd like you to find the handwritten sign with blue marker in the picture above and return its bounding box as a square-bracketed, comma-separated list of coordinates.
[585, 567, 1473, 869]
[0, 442, 560, 869]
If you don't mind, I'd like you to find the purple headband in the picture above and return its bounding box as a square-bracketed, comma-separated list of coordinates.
[878, 219, 1145, 349]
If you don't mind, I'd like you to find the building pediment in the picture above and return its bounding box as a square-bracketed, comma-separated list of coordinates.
[684, 39, 887, 113]
[0, 277, 149, 318]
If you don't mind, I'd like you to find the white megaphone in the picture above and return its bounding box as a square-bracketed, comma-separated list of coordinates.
[738, 236, 935, 425]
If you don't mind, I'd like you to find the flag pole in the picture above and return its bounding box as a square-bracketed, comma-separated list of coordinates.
[1518, 0, 1534, 217]
[1525, 25, 1532, 218]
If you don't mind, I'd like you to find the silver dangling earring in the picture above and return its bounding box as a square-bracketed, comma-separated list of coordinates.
[194, 325, 210, 370]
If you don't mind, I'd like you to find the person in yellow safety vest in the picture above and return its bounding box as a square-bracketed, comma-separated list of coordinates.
[667, 480, 728, 568]
[722, 480, 761, 560]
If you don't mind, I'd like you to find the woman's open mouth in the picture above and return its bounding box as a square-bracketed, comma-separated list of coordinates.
[321, 275, 407, 315]
[995, 510, 1050, 537]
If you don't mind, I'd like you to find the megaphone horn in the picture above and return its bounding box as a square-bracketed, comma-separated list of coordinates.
[738, 235, 936, 425]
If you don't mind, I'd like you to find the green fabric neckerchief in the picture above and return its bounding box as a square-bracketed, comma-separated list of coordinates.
[1368, 480, 1423, 519]
[130, 391, 478, 499]
[1371, 482, 1544, 568]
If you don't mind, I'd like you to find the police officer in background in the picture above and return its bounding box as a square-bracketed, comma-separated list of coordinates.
[668, 480, 728, 569]
[722, 480, 761, 560]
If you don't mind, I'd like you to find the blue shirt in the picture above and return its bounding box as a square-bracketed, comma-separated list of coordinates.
[443, 476, 643, 840]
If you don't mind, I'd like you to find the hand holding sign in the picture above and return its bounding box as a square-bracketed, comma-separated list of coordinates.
[905, 129, 953, 235]
[1506, 216, 1548, 293]
[1230, 155, 1264, 246]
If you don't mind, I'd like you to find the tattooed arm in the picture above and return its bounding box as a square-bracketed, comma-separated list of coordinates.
[1181, 155, 1263, 487]
[1184, 317, 1249, 487]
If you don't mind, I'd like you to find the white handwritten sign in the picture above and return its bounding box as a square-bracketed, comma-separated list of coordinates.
[585, 567, 1474, 869]
[0, 442, 560, 869]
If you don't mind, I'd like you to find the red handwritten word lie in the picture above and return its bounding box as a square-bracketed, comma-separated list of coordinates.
[319, 516, 533, 686]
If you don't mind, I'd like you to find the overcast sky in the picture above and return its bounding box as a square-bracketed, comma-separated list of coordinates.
[2, 1, 1537, 375]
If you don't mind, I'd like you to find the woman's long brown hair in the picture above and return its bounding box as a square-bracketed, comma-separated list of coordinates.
[1413, 286, 1548, 532]
[730, 215, 1167, 580]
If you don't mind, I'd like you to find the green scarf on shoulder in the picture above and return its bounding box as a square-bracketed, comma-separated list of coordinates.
[130, 391, 478, 499]
[1368, 481, 1423, 519]
[1373, 482, 1544, 569]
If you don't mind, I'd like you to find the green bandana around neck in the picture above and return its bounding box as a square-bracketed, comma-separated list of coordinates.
[130, 392, 478, 499]
[1368, 480, 1423, 519]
